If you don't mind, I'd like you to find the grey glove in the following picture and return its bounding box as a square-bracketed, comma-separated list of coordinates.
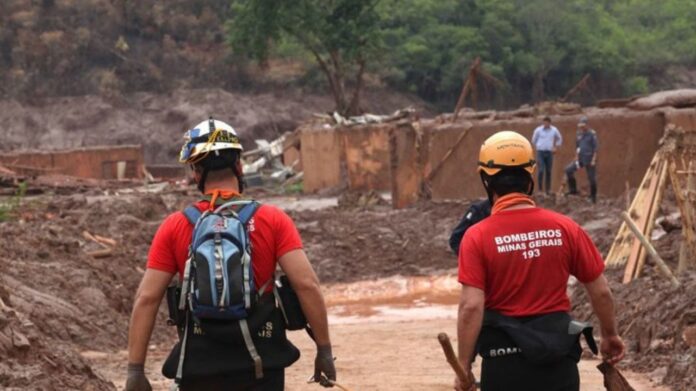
[125, 363, 152, 391]
[313, 344, 336, 387]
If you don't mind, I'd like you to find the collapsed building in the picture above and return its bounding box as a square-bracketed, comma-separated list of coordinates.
[294, 92, 696, 209]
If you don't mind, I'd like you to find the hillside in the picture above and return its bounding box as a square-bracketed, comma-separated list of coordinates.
[0, 87, 430, 163]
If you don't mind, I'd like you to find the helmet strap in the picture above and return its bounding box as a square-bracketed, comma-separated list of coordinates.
[480, 172, 495, 205]
[197, 167, 209, 193]
[231, 165, 245, 193]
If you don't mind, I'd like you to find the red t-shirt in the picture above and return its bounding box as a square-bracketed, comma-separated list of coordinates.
[458, 207, 604, 317]
[147, 201, 303, 289]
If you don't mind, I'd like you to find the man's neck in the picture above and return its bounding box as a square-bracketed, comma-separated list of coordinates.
[203, 179, 240, 194]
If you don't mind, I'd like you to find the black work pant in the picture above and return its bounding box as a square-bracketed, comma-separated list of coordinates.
[565, 160, 597, 199]
[481, 354, 579, 391]
[180, 369, 284, 391]
[536, 150, 554, 192]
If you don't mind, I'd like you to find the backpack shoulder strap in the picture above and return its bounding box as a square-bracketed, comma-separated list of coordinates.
[182, 205, 202, 225]
[237, 201, 261, 225]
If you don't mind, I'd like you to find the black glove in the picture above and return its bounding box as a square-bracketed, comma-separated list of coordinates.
[125, 363, 152, 391]
[313, 344, 336, 387]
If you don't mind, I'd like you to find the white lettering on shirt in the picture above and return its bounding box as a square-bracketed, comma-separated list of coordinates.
[493, 229, 564, 257]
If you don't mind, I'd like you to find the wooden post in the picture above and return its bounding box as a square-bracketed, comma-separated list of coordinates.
[635, 159, 669, 278]
[620, 212, 680, 288]
[425, 127, 471, 183]
[678, 161, 696, 273]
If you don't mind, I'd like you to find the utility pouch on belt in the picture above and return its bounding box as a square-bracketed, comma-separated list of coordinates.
[166, 284, 183, 328]
[273, 275, 308, 331]
[478, 310, 598, 365]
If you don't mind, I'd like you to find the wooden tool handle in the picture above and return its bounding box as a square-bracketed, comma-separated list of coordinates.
[327, 380, 353, 391]
[438, 332, 469, 382]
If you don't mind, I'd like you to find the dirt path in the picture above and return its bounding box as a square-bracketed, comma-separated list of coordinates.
[87, 275, 668, 391]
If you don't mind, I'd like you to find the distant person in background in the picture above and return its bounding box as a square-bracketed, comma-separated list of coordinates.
[449, 199, 491, 255]
[565, 116, 599, 203]
[531, 116, 562, 194]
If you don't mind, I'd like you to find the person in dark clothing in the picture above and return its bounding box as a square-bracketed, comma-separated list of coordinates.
[449, 199, 491, 254]
[565, 116, 599, 203]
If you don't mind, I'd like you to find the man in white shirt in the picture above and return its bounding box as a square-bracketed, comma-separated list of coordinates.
[531, 116, 563, 194]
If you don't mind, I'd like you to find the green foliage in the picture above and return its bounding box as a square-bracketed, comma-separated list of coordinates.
[226, 0, 696, 109]
[227, 0, 382, 114]
[0, 182, 27, 222]
[283, 181, 304, 195]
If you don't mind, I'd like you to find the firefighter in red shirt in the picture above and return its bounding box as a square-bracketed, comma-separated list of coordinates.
[125, 119, 336, 390]
[454, 131, 625, 391]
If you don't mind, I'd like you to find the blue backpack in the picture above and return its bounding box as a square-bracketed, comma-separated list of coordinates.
[174, 199, 268, 385]
[178, 200, 261, 320]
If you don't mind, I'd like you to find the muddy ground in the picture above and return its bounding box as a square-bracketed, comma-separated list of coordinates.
[89, 289, 669, 391]
[0, 181, 693, 389]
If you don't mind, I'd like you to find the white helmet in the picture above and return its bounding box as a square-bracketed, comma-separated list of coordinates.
[179, 117, 243, 164]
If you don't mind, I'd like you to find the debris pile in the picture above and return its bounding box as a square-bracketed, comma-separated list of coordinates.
[606, 125, 696, 282]
[313, 108, 417, 128]
[572, 269, 696, 390]
[0, 286, 115, 390]
[242, 134, 300, 187]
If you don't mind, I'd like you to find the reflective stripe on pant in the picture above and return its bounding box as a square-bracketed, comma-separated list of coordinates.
[536, 150, 554, 192]
[481, 354, 579, 391]
[180, 369, 284, 391]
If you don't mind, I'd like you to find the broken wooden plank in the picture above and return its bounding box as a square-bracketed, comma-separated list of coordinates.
[677, 160, 696, 273]
[622, 161, 660, 282]
[425, 126, 472, 182]
[634, 158, 669, 278]
[607, 152, 660, 268]
[621, 212, 680, 288]
[86, 248, 113, 258]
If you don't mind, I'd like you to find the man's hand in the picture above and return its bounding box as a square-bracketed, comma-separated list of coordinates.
[125, 363, 152, 391]
[314, 344, 336, 387]
[600, 335, 626, 365]
[453, 370, 476, 391]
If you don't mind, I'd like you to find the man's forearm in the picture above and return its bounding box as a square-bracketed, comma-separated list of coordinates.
[296, 283, 331, 346]
[457, 302, 483, 368]
[585, 276, 619, 337]
[127, 299, 160, 364]
[589, 289, 618, 337]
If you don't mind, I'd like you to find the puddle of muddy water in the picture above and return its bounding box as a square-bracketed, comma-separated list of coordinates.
[323, 274, 461, 324]
[262, 196, 338, 211]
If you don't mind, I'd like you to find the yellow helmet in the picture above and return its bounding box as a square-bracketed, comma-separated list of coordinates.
[477, 130, 536, 176]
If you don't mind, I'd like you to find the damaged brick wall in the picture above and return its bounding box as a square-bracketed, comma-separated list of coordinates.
[0, 145, 144, 179]
[297, 107, 696, 207]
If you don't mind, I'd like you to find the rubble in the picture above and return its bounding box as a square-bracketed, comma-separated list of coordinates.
[628, 89, 696, 110]
[242, 135, 301, 188]
[315, 108, 416, 127]
[0, 176, 692, 388]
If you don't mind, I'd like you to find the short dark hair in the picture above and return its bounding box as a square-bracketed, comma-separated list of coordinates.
[543, 116, 551, 122]
[192, 149, 243, 191]
[482, 167, 533, 197]
[193, 149, 241, 173]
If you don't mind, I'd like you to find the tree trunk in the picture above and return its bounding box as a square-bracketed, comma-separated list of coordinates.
[532, 71, 545, 102]
[329, 50, 348, 114]
[310, 50, 347, 115]
[347, 57, 366, 116]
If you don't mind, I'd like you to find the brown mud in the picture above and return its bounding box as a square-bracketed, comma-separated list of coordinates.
[87, 276, 668, 391]
[0, 184, 692, 389]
